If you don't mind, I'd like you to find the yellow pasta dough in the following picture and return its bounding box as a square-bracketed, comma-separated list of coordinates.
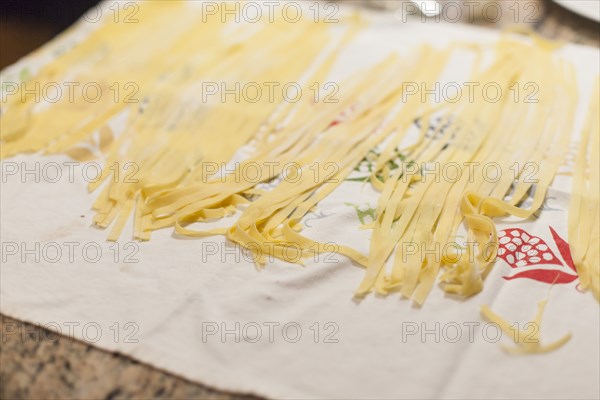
[1, 1, 598, 316]
[481, 300, 571, 354]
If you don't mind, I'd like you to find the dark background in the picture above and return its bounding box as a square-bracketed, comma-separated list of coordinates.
[1, 0, 100, 68]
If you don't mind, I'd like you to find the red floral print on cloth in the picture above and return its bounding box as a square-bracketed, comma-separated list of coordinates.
[497, 227, 578, 284]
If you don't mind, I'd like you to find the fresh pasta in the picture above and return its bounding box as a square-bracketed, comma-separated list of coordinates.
[1, 1, 598, 310]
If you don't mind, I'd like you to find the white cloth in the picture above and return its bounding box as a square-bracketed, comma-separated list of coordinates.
[1, 6, 599, 400]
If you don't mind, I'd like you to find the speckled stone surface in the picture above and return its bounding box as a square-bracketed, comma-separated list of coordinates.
[495, 0, 599, 47]
[1, 2, 598, 399]
[0, 315, 258, 400]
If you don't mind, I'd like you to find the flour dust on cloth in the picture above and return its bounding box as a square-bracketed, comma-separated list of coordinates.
[1, 4, 599, 400]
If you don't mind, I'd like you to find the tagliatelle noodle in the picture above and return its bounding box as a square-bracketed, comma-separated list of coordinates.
[447, 38, 576, 297]
[359, 49, 508, 298]
[481, 300, 572, 354]
[223, 62, 421, 266]
[1, 2, 595, 317]
[1, 1, 202, 153]
[157, 55, 402, 241]
[354, 34, 579, 303]
[568, 78, 600, 300]
[443, 41, 577, 297]
[2, 2, 346, 241]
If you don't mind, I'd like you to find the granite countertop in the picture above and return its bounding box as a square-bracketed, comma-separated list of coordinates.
[0, 314, 257, 400]
[1, 1, 598, 399]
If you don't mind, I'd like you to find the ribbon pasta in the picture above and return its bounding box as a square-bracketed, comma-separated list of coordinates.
[1, 2, 598, 308]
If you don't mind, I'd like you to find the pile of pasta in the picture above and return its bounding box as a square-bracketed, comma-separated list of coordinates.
[1, 0, 598, 306]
